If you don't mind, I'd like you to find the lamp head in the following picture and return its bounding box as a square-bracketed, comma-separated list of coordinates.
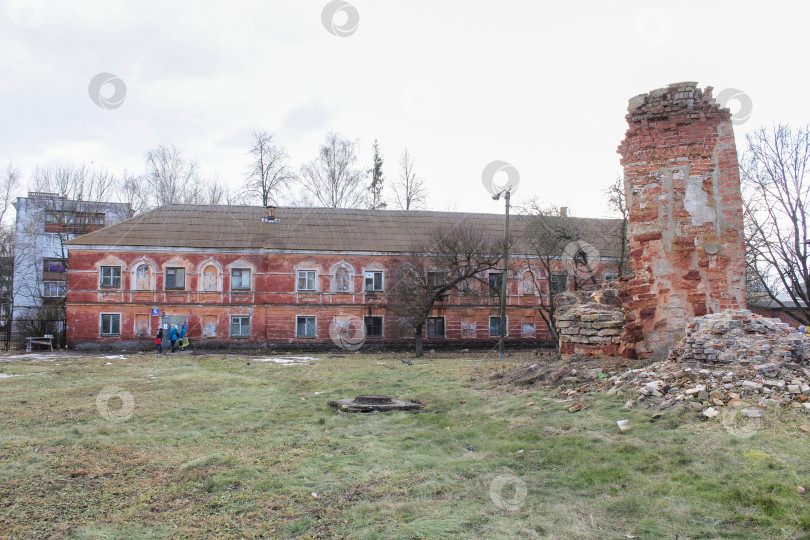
[492, 193, 501, 201]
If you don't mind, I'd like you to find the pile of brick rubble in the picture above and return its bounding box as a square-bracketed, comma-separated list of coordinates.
[560, 310, 810, 418]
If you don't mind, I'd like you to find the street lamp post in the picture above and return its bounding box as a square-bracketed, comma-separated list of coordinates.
[492, 189, 511, 358]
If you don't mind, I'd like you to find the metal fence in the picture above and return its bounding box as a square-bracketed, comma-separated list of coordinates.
[10, 318, 66, 350]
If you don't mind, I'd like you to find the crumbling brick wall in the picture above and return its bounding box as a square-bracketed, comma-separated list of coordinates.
[617, 82, 746, 359]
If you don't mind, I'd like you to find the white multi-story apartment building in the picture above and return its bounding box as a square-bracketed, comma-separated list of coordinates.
[12, 192, 131, 341]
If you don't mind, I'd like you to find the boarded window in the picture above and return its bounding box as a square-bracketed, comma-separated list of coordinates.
[135, 264, 151, 290]
[334, 267, 351, 292]
[203, 266, 218, 291]
[135, 314, 149, 337]
[522, 272, 535, 295]
[521, 323, 536, 338]
[203, 315, 217, 337]
[461, 321, 476, 338]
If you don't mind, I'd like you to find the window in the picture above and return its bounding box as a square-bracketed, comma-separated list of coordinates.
[100, 266, 121, 288]
[230, 315, 250, 337]
[364, 316, 383, 337]
[231, 269, 250, 290]
[43, 281, 66, 297]
[549, 273, 568, 296]
[101, 313, 120, 336]
[488, 272, 503, 295]
[165, 267, 185, 290]
[490, 316, 507, 337]
[43, 259, 67, 273]
[427, 271, 445, 288]
[135, 264, 151, 290]
[296, 316, 316, 338]
[364, 271, 383, 292]
[522, 272, 535, 295]
[203, 266, 218, 291]
[333, 267, 351, 292]
[427, 317, 445, 338]
[297, 270, 316, 291]
[522, 323, 536, 338]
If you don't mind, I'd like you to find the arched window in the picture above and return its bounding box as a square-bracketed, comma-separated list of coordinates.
[522, 271, 535, 295]
[203, 265, 218, 292]
[334, 267, 351, 293]
[135, 264, 151, 290]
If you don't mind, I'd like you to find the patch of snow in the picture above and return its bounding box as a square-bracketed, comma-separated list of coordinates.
[0, 373, 18, 379]
[251, 356, 316, 365]
[103, 355, 126, 360]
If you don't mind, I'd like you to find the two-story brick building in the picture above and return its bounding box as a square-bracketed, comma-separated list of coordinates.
[64, 205, 622, 350]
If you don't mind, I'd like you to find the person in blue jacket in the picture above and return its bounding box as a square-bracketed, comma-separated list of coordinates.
[169, 324, 178, 352]
[180, 323, 188, 350]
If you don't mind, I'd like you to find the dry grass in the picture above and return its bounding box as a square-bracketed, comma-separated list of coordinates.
[1, 349, 809, 539]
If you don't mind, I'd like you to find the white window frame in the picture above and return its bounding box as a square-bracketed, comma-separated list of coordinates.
[426, 316, 446, 338]
[43, 281, 66, 297]
[100, 266, 121, 288]
[297, 270, 316, 291]
[100, 313, 121, 336]
[489, 316, 508, 337]
[296, 315, 317, 338]
[364, 270, 384, 292]
[230, 315, 250, 337]
[231, 268, 251, 290]
[488, 271, 503, 295]
[549, 273, 568, 296]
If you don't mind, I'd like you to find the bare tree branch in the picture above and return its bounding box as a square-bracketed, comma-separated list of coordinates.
[299, 132, 368, 208]
[391, 149, 426, 210]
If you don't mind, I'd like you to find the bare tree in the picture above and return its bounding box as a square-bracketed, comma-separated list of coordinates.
[0, 164, 22, 225]
[244, 131, 296, 206]
[143, 144, 204, 207]
[299, 132, 368, 208]
[604, 175, 630, 277]
[520, 201, 595, 345]
[15, 163, 125, 331]
[391, 149, 426, 210]
[742, 124, 810, 325]
[392, 221, 505, 357]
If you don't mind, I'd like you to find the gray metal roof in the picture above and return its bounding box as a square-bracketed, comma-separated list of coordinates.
[66, 204, 624, 257]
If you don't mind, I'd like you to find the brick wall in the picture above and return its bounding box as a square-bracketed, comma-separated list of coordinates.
[617, 82, 746, 359]
[66, 250, 563, 349]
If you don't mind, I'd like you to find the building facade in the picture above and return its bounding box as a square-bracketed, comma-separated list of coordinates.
[65, 205, 622, 349]
[12, 192, 131, 342]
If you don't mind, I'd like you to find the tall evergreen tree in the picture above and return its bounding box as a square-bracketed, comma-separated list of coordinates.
[368, 140, 386, 209]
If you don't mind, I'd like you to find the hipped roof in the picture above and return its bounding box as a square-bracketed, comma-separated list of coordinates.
[66, 204, 624, 257]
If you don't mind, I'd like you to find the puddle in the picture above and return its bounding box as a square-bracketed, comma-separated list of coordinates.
[250, 356, 316, 365]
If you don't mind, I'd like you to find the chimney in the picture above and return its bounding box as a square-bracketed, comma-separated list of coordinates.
[559, 207, 569, 218]
[262, 205, 278, 223]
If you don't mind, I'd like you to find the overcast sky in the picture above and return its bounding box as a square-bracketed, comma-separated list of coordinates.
[2, 0, 808, 219]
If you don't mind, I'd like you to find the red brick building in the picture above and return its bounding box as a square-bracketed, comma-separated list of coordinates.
[65, 205, 622, 350]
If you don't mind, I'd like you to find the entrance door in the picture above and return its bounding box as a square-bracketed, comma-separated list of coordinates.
[161, 315, 187, 345]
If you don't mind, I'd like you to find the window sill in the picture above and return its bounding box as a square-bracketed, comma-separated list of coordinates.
[229, 335, 251, 339]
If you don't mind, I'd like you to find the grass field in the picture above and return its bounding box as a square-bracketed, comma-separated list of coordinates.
[2, 350, 810, 539]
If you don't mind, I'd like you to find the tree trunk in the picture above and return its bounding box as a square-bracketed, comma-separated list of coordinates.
[414, 324, 424, 357]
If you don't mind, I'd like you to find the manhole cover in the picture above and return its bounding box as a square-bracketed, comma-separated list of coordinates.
[353, 395, 393, 404]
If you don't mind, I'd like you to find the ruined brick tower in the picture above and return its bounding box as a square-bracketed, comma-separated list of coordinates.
[617, 82, 746, 359]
